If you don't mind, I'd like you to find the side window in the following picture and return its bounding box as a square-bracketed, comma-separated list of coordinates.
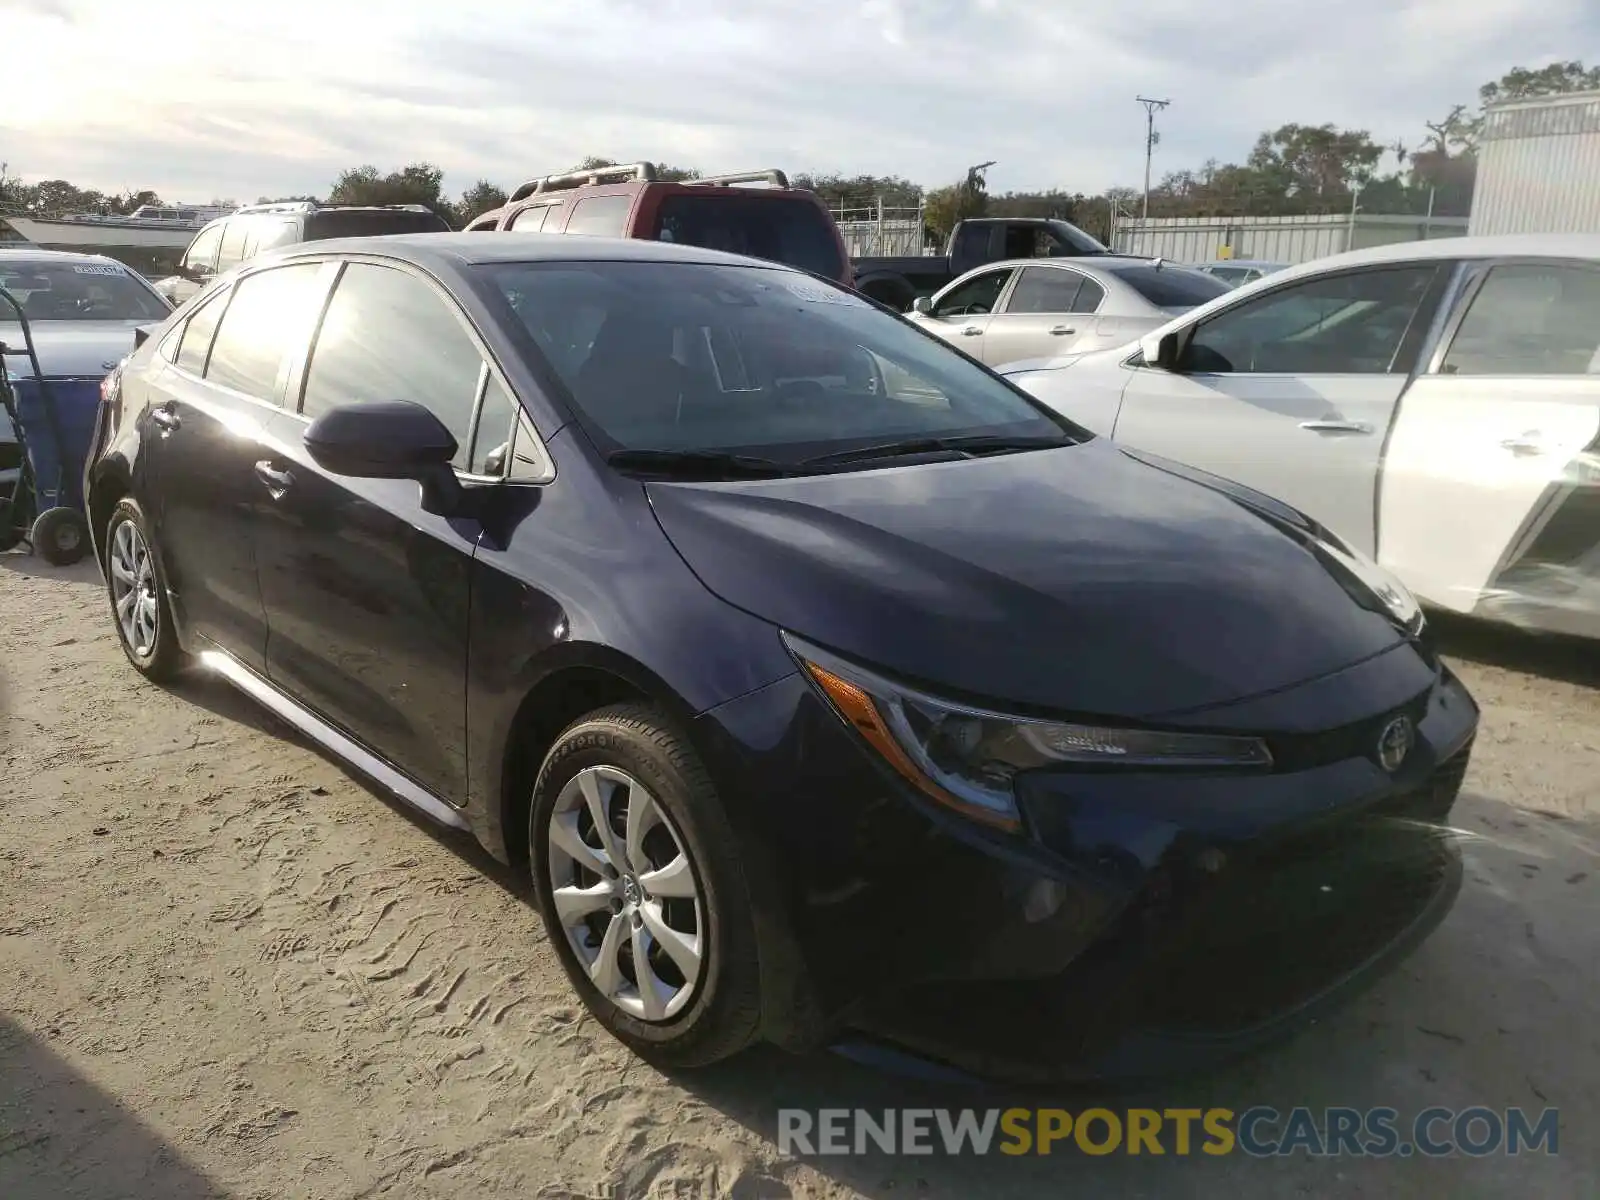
[300, 263, 486, 469]
[1071, 278, 1105, 314]
[175, 288, 227, 374]
[182, 224, 224, 276]
[1002, 225, 1052, 259]
[508, 206, 550, 232]
[203, 264, 325, 401]
[1006, 266, 1084, 315]
[564, 195, 632, 237]
[469, 374, 519, 475]
[1440, 262, 1600, 376]
[215, 219, 252, 274]
[1182, 266, 1437, 376]
[466, 214, 501, 232]
[950, 224, 988, 263]
[252, 220, 300, 255]
[931, 268, 1012, 318]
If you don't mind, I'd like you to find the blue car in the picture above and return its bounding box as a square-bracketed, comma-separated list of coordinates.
[84, 233, 1477, 1081]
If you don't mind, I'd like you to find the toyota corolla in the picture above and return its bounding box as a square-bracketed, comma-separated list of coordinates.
[84, 233, 1478, 1081]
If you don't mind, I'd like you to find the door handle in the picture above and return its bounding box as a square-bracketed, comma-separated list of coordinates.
[1298, 419, 1373, 435]
[1049, 326, 1077, 336]
[960, 326, 983, 336]
[1500, 432, 1546, 456]
[150, 405, 180, 431]
[253, 460, 294, 495]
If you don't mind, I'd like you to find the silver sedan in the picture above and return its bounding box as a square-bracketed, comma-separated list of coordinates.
[906, 255, 1231, 368]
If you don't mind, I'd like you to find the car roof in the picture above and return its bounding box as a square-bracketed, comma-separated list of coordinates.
[1272, 233, 1600, 278]
[270, 231, 799, 273]
[0, 247, 125, 267]
[1205, 259, 1286, 270]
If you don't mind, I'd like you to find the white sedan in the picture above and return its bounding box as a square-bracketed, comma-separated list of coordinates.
[1004, 234, 1600, 640]
[906, 255, 1230, 367]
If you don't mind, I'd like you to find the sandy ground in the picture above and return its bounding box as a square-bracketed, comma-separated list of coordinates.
[1, 551, 1597, 1199]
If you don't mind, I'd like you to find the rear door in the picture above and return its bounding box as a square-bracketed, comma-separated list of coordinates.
[1110, 262, 1451, 555]
[1379, 258, 1600, 635]
[914, 265, 1017, 357]
[978, 264, 1103, 365]
[253, 259, 519, 803]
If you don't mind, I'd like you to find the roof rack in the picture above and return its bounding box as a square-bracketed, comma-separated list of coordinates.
[687, 169, 790, 189]
[509, 162, 658, 203]
[233, 201, 318, 215]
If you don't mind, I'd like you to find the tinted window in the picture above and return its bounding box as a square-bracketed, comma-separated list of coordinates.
[300, 263, 485, 468]
[653, 195, 845, 280]
[565, 195, 632, 237]
[1441, 262, 1600, 376]
[303, 209, 452, 240]
[1111, 264, 1231, 309]
[1071, 278, 1105, 314]
[951, 224, 989, 262]
[216, 219, 252, 273]
[467, 214, 501, 232]
[1183, 266, 1436, 375]
[1006, 266, 1083, 314]
[182, 224, 224, 274]
[485, 260, 1069, 462]
[932, 268, 1011, 317]
[470, 374, 519, 475]
[204, 264, 324, 400]
[0, 259, 169, 321]
[176, 289, 226, 374]
[508, 206, 552, 232]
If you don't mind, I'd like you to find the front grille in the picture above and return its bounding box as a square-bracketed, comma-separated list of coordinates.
[1265, 687, 1433, 772]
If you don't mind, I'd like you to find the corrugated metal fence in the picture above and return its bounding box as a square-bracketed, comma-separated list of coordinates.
[1469, 91, 1600, 236]
[1111, 213, 1468, 266]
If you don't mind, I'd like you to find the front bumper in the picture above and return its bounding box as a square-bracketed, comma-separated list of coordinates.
[694, 647, 1478, 1080]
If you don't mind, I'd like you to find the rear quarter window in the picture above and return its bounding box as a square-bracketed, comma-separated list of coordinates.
[564, 195, 632, 237]
[652, 194, 844, 280]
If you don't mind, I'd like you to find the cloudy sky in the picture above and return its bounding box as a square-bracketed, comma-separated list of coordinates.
[4, 0, 1597, 204]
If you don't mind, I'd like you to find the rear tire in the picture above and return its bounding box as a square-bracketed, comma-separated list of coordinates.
[529, 703, 762, 1068]
[104, 498, 188, 681]
[32, 506, 90, 566]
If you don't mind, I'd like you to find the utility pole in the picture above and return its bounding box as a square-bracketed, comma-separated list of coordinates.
[1136, 97, 1170, 222]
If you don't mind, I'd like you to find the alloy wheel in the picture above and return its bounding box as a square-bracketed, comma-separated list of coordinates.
[109, 519, 159, 658]
[546, 765, 704, 1021]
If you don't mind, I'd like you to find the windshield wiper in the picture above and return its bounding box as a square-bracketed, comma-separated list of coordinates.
[606, 448, 797, 478]
[799, 434, 1071, 469]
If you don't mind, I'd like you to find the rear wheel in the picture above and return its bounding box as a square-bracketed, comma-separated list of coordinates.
[529, 703, 762, 1067]
[104, 498, 188, 680]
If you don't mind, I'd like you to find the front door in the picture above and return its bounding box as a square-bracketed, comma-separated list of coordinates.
[1109, 262, 1450, 556]
[1379, 258, 1600, 635]
[253, 260, 519, 804]
[916, 265, 1016, 360]
[141, 263, 328, 668]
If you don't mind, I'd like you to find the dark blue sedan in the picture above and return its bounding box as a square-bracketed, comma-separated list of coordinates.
[84, 233, 1478, 1081]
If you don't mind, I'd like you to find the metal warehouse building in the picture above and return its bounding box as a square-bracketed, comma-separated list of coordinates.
[1469, 89, 1600, 235]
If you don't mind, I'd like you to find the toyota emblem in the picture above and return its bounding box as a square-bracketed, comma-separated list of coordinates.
[1376, 715, 1414, 773]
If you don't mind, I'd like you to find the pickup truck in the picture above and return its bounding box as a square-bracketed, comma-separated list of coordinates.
[851, 216, 1110, 310]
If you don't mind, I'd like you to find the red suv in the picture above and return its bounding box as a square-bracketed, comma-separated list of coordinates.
[466, 162, 852, 286]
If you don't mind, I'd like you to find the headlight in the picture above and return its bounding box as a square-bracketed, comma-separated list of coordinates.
[784, 635, 1273, 833]
[1313, 535, 1423, 634]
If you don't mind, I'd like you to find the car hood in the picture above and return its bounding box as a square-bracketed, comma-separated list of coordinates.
[645, 440, 1407, 719]
[0, 320, 151, 377]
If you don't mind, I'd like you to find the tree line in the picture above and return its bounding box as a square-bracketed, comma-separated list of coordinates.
[2, 60, 1593, 246]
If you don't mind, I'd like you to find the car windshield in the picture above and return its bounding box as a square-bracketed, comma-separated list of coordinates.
[0, 259, 170, 321]
[651, 195, 846, 281]
[486, 259, 1071, 463]
[1108, 263, 1233, 309]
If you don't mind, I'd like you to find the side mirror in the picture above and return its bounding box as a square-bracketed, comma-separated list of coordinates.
[911, 295, 933, 315]
[1138, 330, 1183, 372]
[304, 400, 467, 516]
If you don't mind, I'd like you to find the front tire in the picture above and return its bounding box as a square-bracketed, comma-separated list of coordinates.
[104, 498, 188, 681]
[529, 703, 762, 1067]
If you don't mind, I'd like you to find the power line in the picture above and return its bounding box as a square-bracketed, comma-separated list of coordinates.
[1137, 96, 1171, 221]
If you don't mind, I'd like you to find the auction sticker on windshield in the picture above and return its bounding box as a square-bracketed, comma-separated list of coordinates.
[72, 265, 126, 276]
[784, 277, 867, 306]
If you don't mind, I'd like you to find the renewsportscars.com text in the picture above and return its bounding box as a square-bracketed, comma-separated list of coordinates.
[777, 1106, 1560, 1158]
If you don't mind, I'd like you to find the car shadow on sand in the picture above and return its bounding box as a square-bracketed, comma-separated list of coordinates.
[0, 1015, 228, 1200]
